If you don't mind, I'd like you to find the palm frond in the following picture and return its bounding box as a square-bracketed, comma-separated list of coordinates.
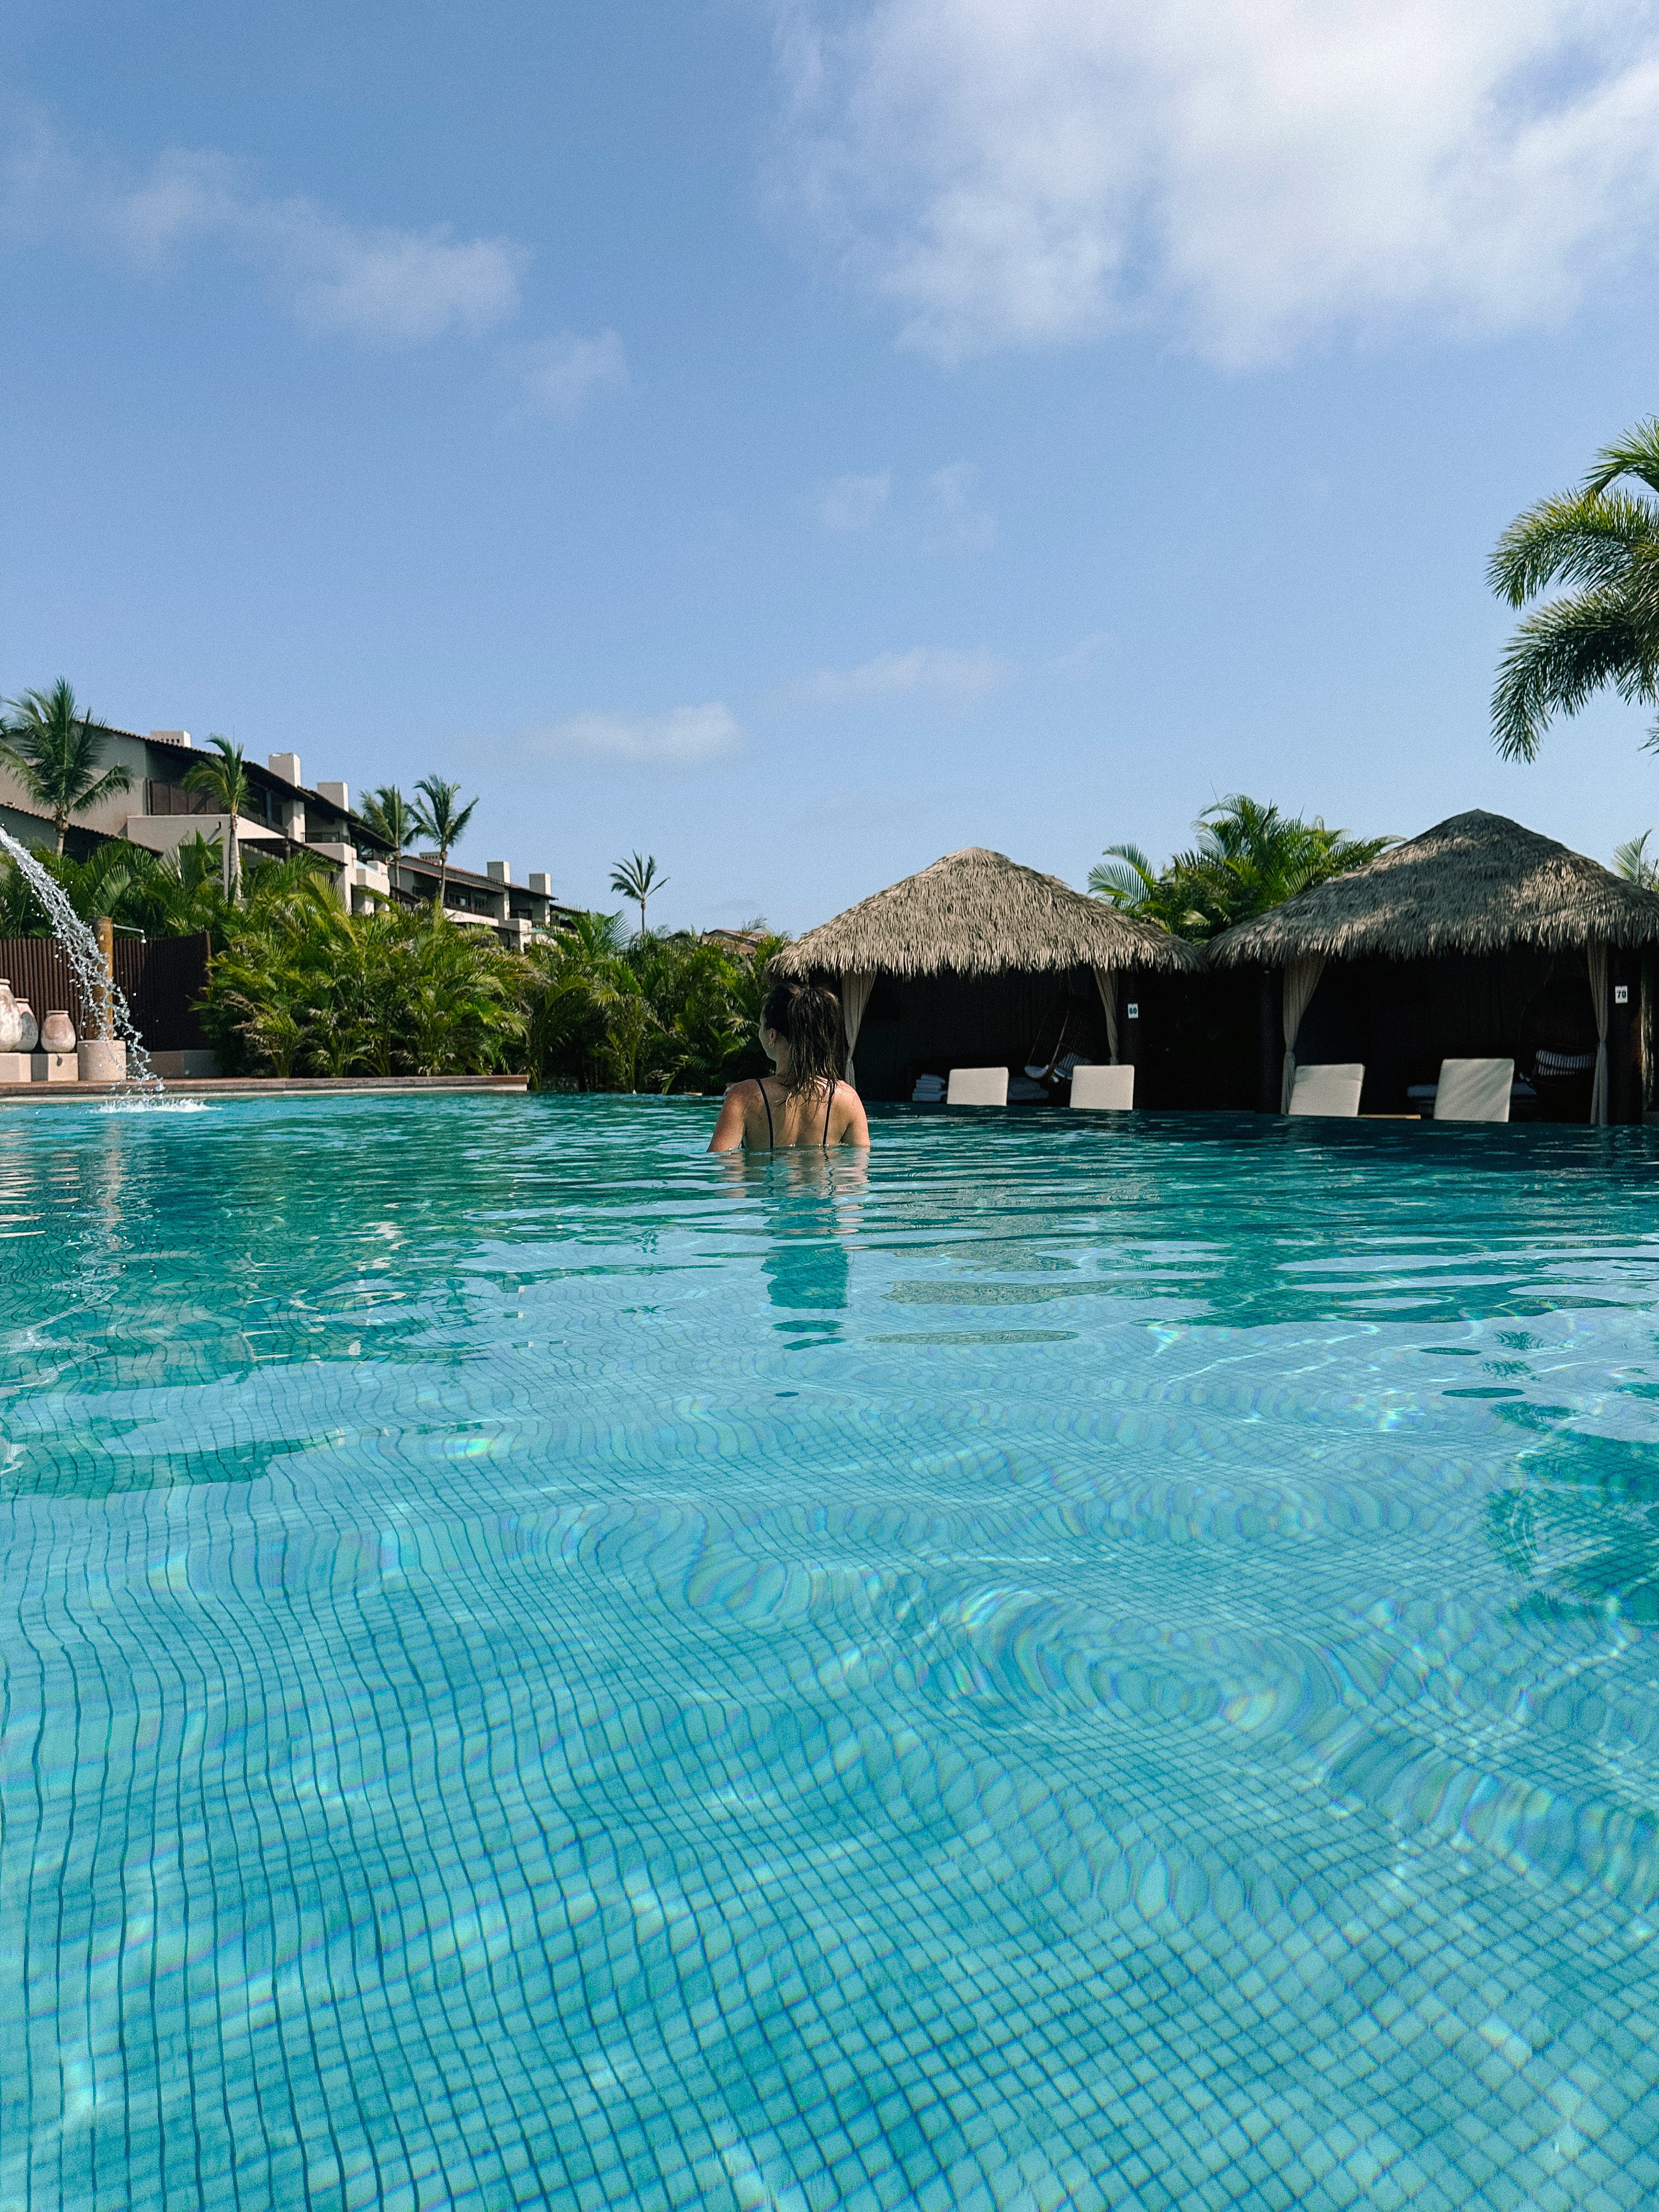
[1584, 417, 1659, 500]
[1491, 588, 1659, 762]
[1487, 490, 1659, 607]
[1087, 843, 1158, 906]
[1613, 831, 1659, 888]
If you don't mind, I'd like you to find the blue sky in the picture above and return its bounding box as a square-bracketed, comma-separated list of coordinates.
[5, 0, 1659, 931]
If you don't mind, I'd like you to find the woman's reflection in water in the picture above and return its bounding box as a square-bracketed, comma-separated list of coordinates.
[719, 1148, 868, 1348]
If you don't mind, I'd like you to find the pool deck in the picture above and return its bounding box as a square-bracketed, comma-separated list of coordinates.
[0, 1074, 531, 1104]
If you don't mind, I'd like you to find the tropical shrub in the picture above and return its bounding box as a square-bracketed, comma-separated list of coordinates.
[198, 886, 526, 1076]
[1090, 794, 1392, 942]
[524, 919, 783, 1092]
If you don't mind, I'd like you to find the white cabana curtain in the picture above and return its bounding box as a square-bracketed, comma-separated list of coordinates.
[1092, 968, 1121, 1064]
[1589, 944, 1610, 1125]
[839, 972, 874, 1084]
[1280, 956, 1327, 1113]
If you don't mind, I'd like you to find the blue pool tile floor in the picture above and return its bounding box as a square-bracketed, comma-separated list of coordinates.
[1, 1096, 1658, 2208]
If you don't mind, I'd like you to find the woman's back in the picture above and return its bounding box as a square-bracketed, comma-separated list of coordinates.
[724, 1074, 864, 1150]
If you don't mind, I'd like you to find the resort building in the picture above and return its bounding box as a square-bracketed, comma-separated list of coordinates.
[0, 727, 574, 948]
[391, 853, 578, 950]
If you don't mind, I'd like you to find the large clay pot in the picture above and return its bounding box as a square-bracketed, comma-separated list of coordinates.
[0, 985, 22, 1057]
[41, 1011, 76, 1052]
[13, 1001, 38, 1054]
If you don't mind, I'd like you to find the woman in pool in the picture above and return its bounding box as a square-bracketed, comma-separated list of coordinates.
[708, 980, 871, 1152]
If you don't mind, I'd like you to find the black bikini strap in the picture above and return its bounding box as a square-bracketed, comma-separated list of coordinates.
[755, 1077, 774, 1149]
[822, 1081, 834, 1146]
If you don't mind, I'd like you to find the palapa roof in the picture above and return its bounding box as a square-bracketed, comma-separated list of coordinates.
[1207, 809, 1659, 967]
[771, 847, 1200, 979]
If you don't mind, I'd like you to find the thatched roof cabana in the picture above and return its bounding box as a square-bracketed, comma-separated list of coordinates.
[772, 848, 1198, 1099]
[1206, 810, 1659, 967]
[1205, 811, 1659, 1124]
[772, 847, 1199, 980]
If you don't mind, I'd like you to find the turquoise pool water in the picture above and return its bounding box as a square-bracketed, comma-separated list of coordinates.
[4, 1096, 1659, 2211]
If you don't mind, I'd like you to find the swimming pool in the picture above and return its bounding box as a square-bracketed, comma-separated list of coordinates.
[3, 1095, 1658, 2210]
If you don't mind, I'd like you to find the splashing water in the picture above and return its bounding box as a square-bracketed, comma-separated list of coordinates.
[0, 825, 162, 1094]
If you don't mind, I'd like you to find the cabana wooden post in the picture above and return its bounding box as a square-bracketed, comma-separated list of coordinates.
[1207, 811, 1659, 1122]
[771, 847, 1200, 1102]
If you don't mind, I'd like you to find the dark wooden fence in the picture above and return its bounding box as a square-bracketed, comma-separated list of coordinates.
[0, 934, 211, 1050]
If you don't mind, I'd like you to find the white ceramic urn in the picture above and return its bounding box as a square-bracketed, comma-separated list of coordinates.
[40, 1010, 76, 1053]
[0, 984, 22, 1057]
[13, 1001, 37, 1054]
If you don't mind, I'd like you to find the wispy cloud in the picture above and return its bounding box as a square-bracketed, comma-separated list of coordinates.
[923, 462, 995, 551]
[4, 129, 526, 346]
[816, 470, 891, 531]
[1053, 629, 1113, 674]
[512, 329, 629, 418]
[523, 703, 742, 766]
[771, 0, 1659, 364]
[810, 461, 994, 549]
[777, 646, 1012, 708]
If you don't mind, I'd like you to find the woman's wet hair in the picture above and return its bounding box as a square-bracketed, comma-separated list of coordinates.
[760, 980, 843, 1096]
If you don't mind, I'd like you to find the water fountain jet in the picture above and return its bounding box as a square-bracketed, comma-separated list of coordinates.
[0, 826, 162, 1094]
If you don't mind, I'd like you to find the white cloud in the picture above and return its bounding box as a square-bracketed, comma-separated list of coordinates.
[810, 461, 994, 546]
[5, 128, 526, 346]
[514, 329, 629, 417]
[923, 460, 995, 550]
[817, 470, 892, 529]
[780, 645, 1012, 706]
[771, 0, 1659, 364]
[524, 704, 742, 766]
[1053, 629, 1113, 674]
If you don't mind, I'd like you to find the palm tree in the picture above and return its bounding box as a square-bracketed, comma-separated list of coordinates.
[1090, 797, 1391, 941]
[361, 784, 417, 868]
[0, 680, 132, 853]
[610, 852, 667, 936]
[1615, 831, 1659, 889]
[410, 776, 477, 905]
[183, 736, 251, 896]
[1489, 420, 1659, 760]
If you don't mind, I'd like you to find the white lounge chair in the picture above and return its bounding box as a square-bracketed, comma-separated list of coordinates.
[1288, 1062, 1364, 1118]
[1069, 1064, 1135, 1110]
[946, 1066, 1009, 1106]
[1433, 1057, 1514, 1122]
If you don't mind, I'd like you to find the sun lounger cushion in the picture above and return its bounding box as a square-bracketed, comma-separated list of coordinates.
[1069, 1064, 1135, 1110]
[946, 1066, 1009, 1106]
[1433, 1057, 1514, 1122]
[1288, 1062, 1364, 1118]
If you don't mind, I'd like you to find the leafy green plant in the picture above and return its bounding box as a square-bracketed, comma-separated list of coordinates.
[1489, 420, 1659, 760]
[183, 736, 252, 894]
[523, 916, 783, 1092]
[1089, 795, 1391, 942]
[410, 776, 478, 902]
[1614, 830, 1659, 889]
[197, 888, 524, 1076]
[362, 785, 417, 866]
[0, 680, 132, 853]
[609, 852, 667, 937]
